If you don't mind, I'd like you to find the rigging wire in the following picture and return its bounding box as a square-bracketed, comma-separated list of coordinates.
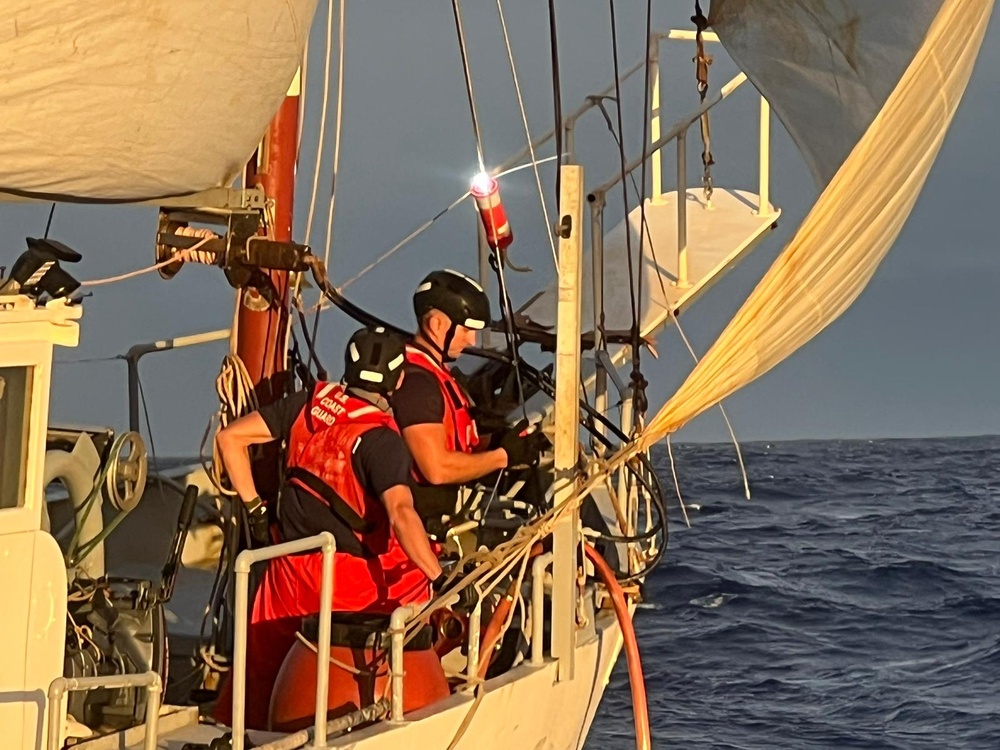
[324, 0, 347, 280]
[607, 0, 645, 430]
[303, 0, 335, 250]
[692, 0, 715, 202]
[546, 0, 563, 201]
[588, 95, 751, 500]
[437, 4, 533, 413]
[450, 0, 487, 174]
[79, 238, 214, 287]
[631, 0, 654, 422]
[494, 0, 558, 270]
[296, 36, 309, 169]
[312, 0, 347, 347]
[309, 156, 556, 307]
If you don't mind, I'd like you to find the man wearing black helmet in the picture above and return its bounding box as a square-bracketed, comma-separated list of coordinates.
[391, 269, 547, 530]
[213, 326, 442, 729]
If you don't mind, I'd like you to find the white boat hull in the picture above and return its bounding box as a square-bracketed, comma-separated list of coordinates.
[336, 609, 625, 750]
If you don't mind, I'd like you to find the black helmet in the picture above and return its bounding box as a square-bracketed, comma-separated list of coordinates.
[343, 327, 406, 395]
[413, 269, 491, 331]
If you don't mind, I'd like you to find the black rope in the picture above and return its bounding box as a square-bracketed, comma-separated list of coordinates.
[488, 254, 529, 419]
[629, 0, 654, 426]
[547, 0, 563, 201]
[307, 259, 410, 339]
[293, 302, 327, 381]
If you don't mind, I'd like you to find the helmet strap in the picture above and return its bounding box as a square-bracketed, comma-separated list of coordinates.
[346, 385, 392, 412]
[440, 322, 459, 364]
[418, 317, 457, 364]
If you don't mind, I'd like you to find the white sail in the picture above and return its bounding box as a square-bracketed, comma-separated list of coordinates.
[0, 1, 318, 202]
[637, 0, 993, 448]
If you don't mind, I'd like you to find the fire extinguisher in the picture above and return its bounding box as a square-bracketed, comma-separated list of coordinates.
[470, 172, 513, 252]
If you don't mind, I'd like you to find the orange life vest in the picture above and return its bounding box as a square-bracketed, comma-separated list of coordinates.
[404, 345, 480, 476]
[285, 382, 397, 555]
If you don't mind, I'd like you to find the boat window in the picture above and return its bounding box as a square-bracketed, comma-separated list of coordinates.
[0, 366, 32, 510]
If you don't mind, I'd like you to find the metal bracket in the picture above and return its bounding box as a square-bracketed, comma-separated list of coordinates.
[155, 205, 312, 289]
[153, 186, 267, 211]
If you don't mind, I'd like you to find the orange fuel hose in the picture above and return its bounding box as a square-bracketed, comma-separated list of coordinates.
[585, 543, 651, 750]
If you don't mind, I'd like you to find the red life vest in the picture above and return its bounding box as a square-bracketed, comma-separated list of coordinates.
[214, 383, 432, 731]
[285, 382, 396, 555]
[404, 345, 480, 471]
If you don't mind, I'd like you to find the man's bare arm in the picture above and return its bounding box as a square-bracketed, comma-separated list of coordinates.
[215, 412, 277, 503]
[401, 422, 507, 485]
[382, 485, 443, 580]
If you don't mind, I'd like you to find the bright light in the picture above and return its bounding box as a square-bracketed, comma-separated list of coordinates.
[470, 171, 496, 197]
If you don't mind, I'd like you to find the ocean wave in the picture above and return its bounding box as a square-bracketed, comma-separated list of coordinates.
[590, 435, 1000, 750]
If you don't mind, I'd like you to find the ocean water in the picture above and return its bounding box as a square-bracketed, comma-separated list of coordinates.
[587, 435, 1000, 750]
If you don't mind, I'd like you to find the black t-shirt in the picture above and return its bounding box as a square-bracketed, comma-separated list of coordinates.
[258, 389, 412, 547]
[390, 365, 446, 430]
[388, 360, 470, 526]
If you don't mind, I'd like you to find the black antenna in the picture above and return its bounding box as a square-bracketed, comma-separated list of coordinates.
[43, 202, 56, 239]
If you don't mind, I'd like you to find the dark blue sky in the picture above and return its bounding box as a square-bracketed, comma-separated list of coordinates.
[4, 3, 997, 454]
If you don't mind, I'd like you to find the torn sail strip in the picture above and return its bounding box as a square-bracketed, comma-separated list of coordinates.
[0, 1, 318, 202]
[637, 0, 993, 449]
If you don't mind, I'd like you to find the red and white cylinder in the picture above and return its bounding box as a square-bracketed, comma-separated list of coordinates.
[470, 172, 513, 252]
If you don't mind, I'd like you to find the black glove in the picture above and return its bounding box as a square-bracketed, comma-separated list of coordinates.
[244, 496, 270, 546]
[498, 419, 549, 469]
[432, 563, 478, 611]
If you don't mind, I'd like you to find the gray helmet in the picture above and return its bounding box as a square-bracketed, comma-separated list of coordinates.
[343, 327, 406, 395]
[413, 269, 491, 331]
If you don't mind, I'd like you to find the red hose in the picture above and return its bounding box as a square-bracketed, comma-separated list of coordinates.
[585, 543, 651, 750]
[477, 544, 543, 681]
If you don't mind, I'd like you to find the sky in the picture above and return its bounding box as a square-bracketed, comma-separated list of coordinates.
[3, 3, 999, 455]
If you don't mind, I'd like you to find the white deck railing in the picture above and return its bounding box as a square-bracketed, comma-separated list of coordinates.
[231, 532, 336, 750]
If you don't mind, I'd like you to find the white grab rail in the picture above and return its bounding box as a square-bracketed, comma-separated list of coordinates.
[231, 532, 336, 750]
[47, 672, 162, 750]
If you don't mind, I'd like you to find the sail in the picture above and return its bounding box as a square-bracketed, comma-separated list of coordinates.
[0, 1, 318, 202]
[709, 0, 944, 188]
[636, 0, 992, 449]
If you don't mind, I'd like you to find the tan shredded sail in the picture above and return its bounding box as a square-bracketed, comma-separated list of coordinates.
[635, 0, 993, 450]
[0, 1, 318, 202]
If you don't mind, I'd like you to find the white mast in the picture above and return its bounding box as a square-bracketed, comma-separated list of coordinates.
[551, 164, 584, 680]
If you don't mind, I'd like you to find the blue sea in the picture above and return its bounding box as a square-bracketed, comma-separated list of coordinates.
[587, 435, 1000, 749]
